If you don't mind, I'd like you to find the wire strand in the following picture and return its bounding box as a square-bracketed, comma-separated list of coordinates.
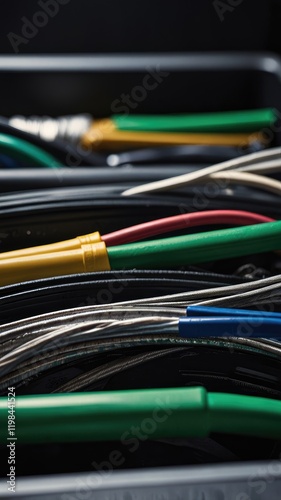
[121, 147, 281, 196]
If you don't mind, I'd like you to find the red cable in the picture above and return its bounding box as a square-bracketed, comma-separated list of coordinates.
[102, 210, 274, 246]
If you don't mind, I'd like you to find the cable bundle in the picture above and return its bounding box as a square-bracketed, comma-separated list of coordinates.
[1, 106, 281, 471]
[0, 210, 279, 286]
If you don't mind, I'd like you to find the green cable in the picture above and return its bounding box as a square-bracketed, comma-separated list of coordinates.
[1, 387, 281, 443]
[208, 392, 281, 439]
[107, 221, 281, 269]
[0, 133, 63, 168]
[112, 108, 276, 133]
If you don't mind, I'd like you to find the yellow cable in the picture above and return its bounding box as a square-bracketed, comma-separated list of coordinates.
[81, 119, 267, 150]
[0, 242, 110, 287]
[0, 232, 101, 261]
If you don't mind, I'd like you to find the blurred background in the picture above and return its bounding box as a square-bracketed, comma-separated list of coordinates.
[1, 0, 281, 55]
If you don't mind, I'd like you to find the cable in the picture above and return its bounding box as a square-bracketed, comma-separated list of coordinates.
[52, 347, 184, 393]
[0, 133, 63, 168]
[7, 299, 281, 383]
[3, 299, 281, 380]
[66, 273, 281, 308]
[0, 210, 271, 260]
[112, 109, 276, 133]
[106, 144, 258, 167]
[103, 209, 273, 246]
[239, 158, 281, 175]
[9, 114, 92, 144]
[179, 316, 281, 339]
[0, 270, 244, 326]
[0, 166, 211, 193]
[187, 305, 281, 320]
[107, 221, 281, 270]
[194, 279, 281, 308]
[122, 146, 281, 196]
[2, 335, 281, 392]
[1, 220, 280, 286]
[0, 336, 185, 391]
[0, 317, 179, 379]
[0, 242, 110, 287]
[82, 119, 266, 150]
[0, 231, 102, 261]
[200, 171, 281, 197]
[1, 386, 281, 443]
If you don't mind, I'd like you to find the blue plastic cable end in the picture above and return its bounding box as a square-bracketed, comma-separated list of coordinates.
[179, 316, 281, 339]
[186, 305, 281, 319]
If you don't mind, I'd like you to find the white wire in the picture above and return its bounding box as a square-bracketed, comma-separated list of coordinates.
[240, 158, 281, 175]
[196, 171, 281, 197]
[122, 147, 281, 196]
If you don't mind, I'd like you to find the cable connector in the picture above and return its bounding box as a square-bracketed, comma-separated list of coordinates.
[0, 231, 102, 261]
[0, 240, 110, 287]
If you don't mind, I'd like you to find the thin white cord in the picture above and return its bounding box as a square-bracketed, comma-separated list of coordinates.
[199, 171, 281, 197]
[122, 147, 281, 196]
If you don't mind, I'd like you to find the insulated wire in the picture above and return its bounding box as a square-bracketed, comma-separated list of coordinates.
[106, 144, 254, 166]
[121, 147, 281, 196]
[239, 158, 281, 175]
[82, 119, 265, 150]
[1, 219, 281, 287]
[103, 209, 273, 246]
[0, 210, 273, 260]
[107, 221, 281, 269]
[112, 109, 276, 133]
[192, 171, 281, 197]
[0, 133, 63, 168]
[3, 295, 281, 383]
[0, 117, 105, 166]
[1, 386, 281, 442]
[2, 275, 281, 367]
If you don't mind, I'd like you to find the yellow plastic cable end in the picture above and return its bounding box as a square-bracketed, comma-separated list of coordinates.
[82, 242, 111, 273]
[0, 240, 111, 287]
[77, 232, 102, 247]
[0, 232, 102, 261]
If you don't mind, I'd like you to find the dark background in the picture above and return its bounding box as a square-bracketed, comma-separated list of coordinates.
[1, 0, 281, 55]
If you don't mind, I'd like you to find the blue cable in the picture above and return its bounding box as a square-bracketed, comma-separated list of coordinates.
[178, 316, 281, 339]
[186, 305, 281, 319]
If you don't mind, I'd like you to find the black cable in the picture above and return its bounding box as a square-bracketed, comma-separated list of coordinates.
[2, 340, 281, 399]
[106, 144, 262, 167]
[52, 347, 185, 393]
[0, 270, 246, 324]
[0, 166, 207, 192]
